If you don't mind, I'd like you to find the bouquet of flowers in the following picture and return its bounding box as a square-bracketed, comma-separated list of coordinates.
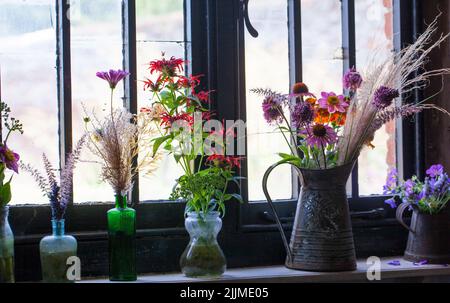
[253, 18, 450, 169]
[0, 101, 23, 207]
[20, 136, 85, 220]
[384, 164, 450, 215]
[141, 54, 243, 217]
[83, 70, 161, 198]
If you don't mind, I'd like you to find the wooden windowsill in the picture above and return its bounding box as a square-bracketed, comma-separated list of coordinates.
[81, 257, 450, 283]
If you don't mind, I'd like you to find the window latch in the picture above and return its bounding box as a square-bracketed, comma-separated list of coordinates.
[242, 0, 259, 38]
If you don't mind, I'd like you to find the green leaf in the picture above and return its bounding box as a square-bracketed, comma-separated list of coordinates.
[0, 181, 12, 207]
[152, 135, 171, 156]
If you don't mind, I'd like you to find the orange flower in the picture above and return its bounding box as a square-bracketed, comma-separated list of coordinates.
[331, 112, 346, 126]
[305, 97, 317, 105]
[314, 108, 331, 123]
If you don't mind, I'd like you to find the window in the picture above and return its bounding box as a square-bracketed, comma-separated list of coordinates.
[6, 0, 422, 281]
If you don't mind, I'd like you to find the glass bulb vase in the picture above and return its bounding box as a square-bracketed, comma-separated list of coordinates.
[0, 206, 15, 283]
[40, 219, 77, 283]
[180, 211, 226, 278]
[107, 194, 137, 281]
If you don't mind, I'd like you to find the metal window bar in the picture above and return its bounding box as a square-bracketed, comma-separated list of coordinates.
[122, 0, 139, 206]
[341, 0, 359, 199]
[56, 0, 73, 205]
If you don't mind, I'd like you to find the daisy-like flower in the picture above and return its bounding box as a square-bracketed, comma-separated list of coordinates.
[302, 124, 338, 148]
[0, 144, 20, 173]
[314, 108, 331, 124]
[96, 69, 130, 89]
[318, 92, 348, 113]
[262, 96, 283, 124]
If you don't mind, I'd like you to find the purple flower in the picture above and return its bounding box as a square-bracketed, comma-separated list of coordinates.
[372, 86, 399, 109]
[262, 96, 283, 124]
[96, 69, 130, 89]
[0, 144, 20, 173]
[388, 260, 401, 266]
[383, 167, 398, 194]
[413, 260, 428, 266]
[318, 92, 348, 113]
[426, 164, 444, 178]
[292, 102, 314, 128]
[343, 67, 363, 91]
[385, 198, 397, 209]
[301, 124, 338, 148]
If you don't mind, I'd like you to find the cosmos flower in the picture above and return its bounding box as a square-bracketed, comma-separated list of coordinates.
[343, 67, 363, 91]
[0, 144, 20, 173]
[372, 86, 399, 109]
[96, 69, 130, 89]
[302, 124, 338, 148]
[262, 96, 283, 124]
[318, 92, 348, 113]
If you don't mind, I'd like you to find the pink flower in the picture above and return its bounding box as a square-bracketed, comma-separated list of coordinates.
[301, 124, 338, 148]
[96, 69, 130, 89]
[0, 144, 20, 173]
[318, 92, 348, 113]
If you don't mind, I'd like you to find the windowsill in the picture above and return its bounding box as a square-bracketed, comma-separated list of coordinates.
[81, 257, 450, 283]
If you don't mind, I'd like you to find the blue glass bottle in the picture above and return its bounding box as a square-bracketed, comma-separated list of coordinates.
[40, 219, 77, 283]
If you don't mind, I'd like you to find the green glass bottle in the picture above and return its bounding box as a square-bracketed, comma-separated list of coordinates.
[107, 194, 136, 281]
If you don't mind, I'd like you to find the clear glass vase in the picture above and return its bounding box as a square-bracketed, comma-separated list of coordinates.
[107, 194, 136, 281]
[0, 206, 14, 283]
[39, 219, 77, 283]
[180, 211, 226, 278]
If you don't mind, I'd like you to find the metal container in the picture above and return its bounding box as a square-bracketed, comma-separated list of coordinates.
[396, 203, 450, 264]
[263, 161, 357, 272]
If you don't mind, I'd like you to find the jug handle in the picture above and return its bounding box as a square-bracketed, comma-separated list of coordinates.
[395, 202, 414, 233]
[262, 161, 296, 263]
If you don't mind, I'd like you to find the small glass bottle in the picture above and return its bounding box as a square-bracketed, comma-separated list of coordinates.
[180, 211, 226, 278]
[0, 206, 15, 283]
[107, 194, 136, 281]
[40, 219, 77, 283]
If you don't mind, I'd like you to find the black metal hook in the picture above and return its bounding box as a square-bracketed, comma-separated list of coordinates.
[242, 0, 259, 38]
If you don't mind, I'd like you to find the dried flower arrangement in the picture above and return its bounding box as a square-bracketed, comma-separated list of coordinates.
[141, 54, 243, 217]
[20, 136, 86, 220]
[0, 101, 23, 207]
[252, 18, 450, 170]
[84, 70, 161, 197]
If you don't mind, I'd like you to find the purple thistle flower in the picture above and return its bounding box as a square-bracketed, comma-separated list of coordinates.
[262, 95, 284, 124]
[373, 86, 399, 109]
[0, 144, 20, 174]
[96, 69, 130, 89]
[292, 102, 314, 128]
[343, 67, 363, 91]
[426, 164, 444, 178]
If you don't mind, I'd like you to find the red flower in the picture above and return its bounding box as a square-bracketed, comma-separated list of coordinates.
[206, 155, 242, 169]
[149, 56, 185, 76]
[195, 90, 212, 102]
[177, 74, 203, 89]
[143, 75, 163, 92]
[160, 112, 194, 128]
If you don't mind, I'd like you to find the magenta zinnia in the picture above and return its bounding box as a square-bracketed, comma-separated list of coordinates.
[318, 92, 348, 113]
[96, 69, 130, 89]
[303, 124, 338, 148]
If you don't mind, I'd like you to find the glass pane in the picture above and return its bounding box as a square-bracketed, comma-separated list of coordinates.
[136, 0, 186, 200]
[355, 0, 395, 195]
[301, 0, 343, 93]
[245, 0, 291, 201]
[0, 0, 59, 204]
[71, 0, 124, 203]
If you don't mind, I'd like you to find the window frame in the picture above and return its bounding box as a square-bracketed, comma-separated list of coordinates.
[8, 0, 423, 281]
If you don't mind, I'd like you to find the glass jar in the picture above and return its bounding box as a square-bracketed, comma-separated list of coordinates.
[180, 211, 226, 278]
[107, 194, 136, 281]
[0, 206, 14, 283]
[40, 219, 77, 283]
